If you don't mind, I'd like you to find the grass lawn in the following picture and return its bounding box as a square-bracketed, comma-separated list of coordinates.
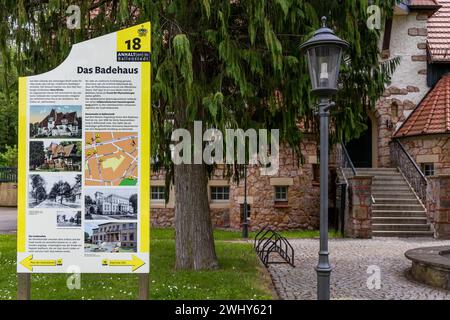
[0, 230, 275, 300]
[0, 228, 338, 300]
[154, 228, 341, 241]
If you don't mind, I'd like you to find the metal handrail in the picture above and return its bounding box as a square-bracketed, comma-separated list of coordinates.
[390, 140, 428, 202]
[341, 143, 357, 176]
[394, 140, 427, 181]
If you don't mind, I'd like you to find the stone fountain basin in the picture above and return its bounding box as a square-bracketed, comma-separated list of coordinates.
[405, 246, 450, 290]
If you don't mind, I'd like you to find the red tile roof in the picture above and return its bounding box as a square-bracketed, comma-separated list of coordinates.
[409, 0, 440, 7]
[409, 0, 439, 8]
[39, 109, 78, 128]
[428, 0, 450, 62]
[395, 74, 450, 137]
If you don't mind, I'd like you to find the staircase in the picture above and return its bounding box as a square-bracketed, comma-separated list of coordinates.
[356, 168, 433, 237]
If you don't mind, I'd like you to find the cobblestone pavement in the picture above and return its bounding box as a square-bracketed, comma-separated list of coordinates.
[268, 238, 450, 300]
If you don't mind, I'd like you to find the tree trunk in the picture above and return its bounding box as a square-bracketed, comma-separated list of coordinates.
[174, 163, 218, 270]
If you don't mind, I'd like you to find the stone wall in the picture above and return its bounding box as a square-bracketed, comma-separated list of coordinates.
[375, 12, 430, 167]
[229, 142, 320, 231]
[345, 176, 373, 238]
[427, 175, 450, 239]
[150, 137, 321, 231]
[400, 135, 450, 175]
[0, 183, 17, 207]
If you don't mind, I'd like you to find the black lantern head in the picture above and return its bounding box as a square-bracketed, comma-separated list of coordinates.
[300, 17, 349, 97]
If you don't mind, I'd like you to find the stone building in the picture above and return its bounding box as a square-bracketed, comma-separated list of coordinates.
[91, 222, 137, 248]
[341, 0, 450, 239]
[151, 0, 450, 239]
[151, 137, 325, 231]
[95, 191, 132, 215]
[45, 142, 81, 171]
[37, 109, 80, 137]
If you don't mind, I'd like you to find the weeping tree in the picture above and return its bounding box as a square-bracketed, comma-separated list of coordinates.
[149, 0, 399, 270]
[0, 0, 399, 270]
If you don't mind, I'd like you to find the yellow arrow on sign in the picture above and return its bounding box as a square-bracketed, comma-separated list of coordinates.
[20, 255, 63, 271]
[102, 255, 145, 272]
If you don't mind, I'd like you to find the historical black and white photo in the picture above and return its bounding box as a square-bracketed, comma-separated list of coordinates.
[57, 211, 81, 227]
[28, 173, 81, 208]
[85, 188, 137, 220]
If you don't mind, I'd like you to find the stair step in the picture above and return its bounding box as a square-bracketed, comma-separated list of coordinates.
[349, 171, 399, 175]
[373, 198, 418, 203]
[357, 173, 401, 177]
[372, 210, 427, 217]
[372, 204, 424, 211]
[372, 186, 414, 195]
[373, 230, 434, 237]
[357, 172, 399, 175]
[344, 167, 432, 237]
[355, 168, 398, 171]
[372, 216, 428, 224]
[372, 185, 411, 189]
[372, 181, 408, 186]
[373, 176, 406, 184]
[373, 198, 421, 204]
[372, 224, 431, 231]
[372, 192, 416, 197]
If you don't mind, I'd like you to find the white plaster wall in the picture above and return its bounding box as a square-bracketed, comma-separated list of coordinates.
[388, 12, 429, 105]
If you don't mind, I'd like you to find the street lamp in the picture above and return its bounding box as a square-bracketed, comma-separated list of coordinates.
[300, 16, 348, 300]
[242, 164, 249, 239]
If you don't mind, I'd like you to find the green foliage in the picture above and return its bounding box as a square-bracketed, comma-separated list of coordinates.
[0, 0, 151, 150]
[0, 0, 399, 177]
[0, 144, 17, 167]
[150, 0, 399, 179]
[0, 90, 18, 152]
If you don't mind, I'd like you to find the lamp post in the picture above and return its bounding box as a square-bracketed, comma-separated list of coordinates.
[300, 16, 348, 300]
[242, 164, 249, 239]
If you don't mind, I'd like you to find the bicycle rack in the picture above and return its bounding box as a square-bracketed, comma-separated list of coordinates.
[254, 225, 295, 267]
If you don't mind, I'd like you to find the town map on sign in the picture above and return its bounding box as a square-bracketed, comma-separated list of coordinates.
[85, 132, 138, 186]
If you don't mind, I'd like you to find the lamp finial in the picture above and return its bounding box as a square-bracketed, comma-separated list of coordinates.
[321, 16, 327, 28]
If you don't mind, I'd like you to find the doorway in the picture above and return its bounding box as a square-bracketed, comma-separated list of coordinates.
[345, 118, 376, 168]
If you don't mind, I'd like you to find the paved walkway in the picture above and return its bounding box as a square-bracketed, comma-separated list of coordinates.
[0, 207, 17, 234]
[268, 238, 450, 300]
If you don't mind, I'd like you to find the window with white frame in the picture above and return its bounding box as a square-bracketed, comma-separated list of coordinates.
[151, 186, 165, 201]
[274, 186, 288, 202]
[210, 186, 230, 201]
[420, 163, 435, 177]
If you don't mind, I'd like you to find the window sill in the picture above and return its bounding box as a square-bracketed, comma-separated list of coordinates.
[210, 201, 230, 209]
[150, 201, 174, 209]
[274, 201, 290, 208]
